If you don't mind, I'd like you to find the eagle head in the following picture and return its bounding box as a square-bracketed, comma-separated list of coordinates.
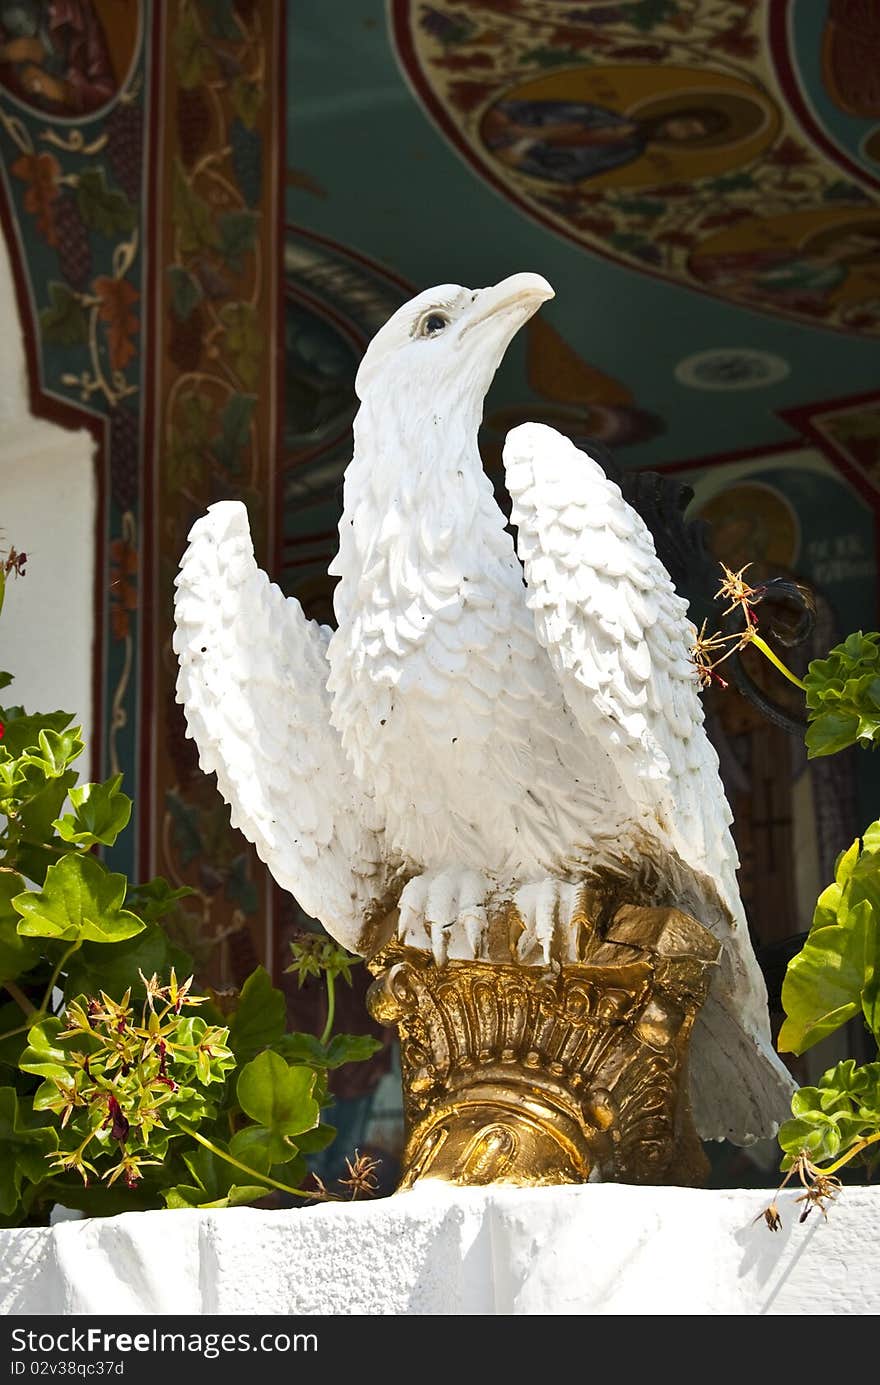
[354, 272, 554, 407]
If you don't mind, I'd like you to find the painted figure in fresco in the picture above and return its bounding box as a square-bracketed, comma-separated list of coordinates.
[693, 223, 880, 313]
[0, 0, 115, 114]
[481, 97, 729, 184]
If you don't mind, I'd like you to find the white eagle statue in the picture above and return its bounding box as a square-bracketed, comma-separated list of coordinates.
[173, 273, 794, 1145]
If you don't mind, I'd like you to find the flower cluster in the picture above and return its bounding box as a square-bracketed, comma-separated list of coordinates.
[756, 1151, 843, 1232]
[26, 969, 233, 1191]
[690, 563, 765, 689]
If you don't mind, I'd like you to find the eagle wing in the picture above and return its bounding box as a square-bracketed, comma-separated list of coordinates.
[173, 501, 400, 953]
[504, 423, 793, 1141]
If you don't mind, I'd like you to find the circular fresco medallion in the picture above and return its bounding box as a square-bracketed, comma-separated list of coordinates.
[675, 349, 790, 391]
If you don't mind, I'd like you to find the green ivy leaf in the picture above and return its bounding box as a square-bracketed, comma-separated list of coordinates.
[228, 1123, 300, 1171]
[293, 1122, 336, 1155]
[0, 756, 25, 806]
[172, 162, 219, 256]
[76, 168, 136, 237]
[173, 8, 213, 88]
[168, 265, 204, 322]
[227, 966, 286, 1063]
[173, 1016, 235, 1084]
[0, 871, 40, 983]
[212, 394, 255, 475]
[53, 774, 132, 850]
[23, 728, 84, 778]
[805, 710, 860, 757]
[778, 898, 876, 1054]
[18, 1018, 68, 1082]
[779, 1059, 880, 1166]
[224, 854, 258, 915]
[202, 0, 239, 39]
[273, 1030, 381, 1069]
[231, 77, 263, 129]
[165, 789, 205, 866]
[125, 877, 195, 925]
[324, 1033, 382, 1066]
[166, 393, 215, 493]
[0, 709, 74, 759]
[162, 1144, 264, 1209]
[217, 210, 258, 273]
[15, 771, 79, 885]
[778, 1113, 843, 1163]
[13, 853, 145, 945]
[273, 1031, 326, 1066]
[39, 284, 88, 347]
[220, 302, 261, 388]
[236, 1050, 319, 1140]
[804, 633, 880, 756]
[0, 1087, 57, 1216]
[863, 971, 880, 1047]
[163, 1182, 268, 1210]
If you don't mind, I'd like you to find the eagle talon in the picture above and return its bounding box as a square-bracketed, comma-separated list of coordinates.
[398, 869, 493, 963]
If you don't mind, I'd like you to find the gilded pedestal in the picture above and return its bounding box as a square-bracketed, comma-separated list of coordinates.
[367, 906, 720, 1189]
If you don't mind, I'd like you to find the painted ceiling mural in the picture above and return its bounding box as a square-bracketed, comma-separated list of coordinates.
[392, 0, 880, 336]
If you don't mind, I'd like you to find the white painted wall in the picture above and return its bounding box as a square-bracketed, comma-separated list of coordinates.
[1, 1182, 878, 1315]
[0, 229, 96, 754]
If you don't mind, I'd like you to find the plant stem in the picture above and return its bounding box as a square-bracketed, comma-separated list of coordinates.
[178, 1122, 327, 1201]
[39, 941, 81, 1014]
[3, 979, 35, 1015]
[818, 1130, 880, 1176]
[749, 634, 807, 692]
[320, 971, 336, 1048]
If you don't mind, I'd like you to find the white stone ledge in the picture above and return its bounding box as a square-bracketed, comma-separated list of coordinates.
[1, 1182, 877, 1316]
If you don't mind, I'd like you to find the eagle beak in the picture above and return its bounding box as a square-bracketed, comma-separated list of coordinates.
[460, 273, 555, 343]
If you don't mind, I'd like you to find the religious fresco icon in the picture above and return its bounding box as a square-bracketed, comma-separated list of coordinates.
[392, 0, 880, 334]
[690, 208, 880, 328]
[0, 1, 140, 118]
[480, 68, 778, 194]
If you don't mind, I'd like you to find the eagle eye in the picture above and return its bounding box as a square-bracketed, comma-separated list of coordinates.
[420, 311, 450, 337]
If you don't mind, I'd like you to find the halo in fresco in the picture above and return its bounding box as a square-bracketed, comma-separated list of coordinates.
[392, 0, 880, 334]
[696, 481, 801, 572]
